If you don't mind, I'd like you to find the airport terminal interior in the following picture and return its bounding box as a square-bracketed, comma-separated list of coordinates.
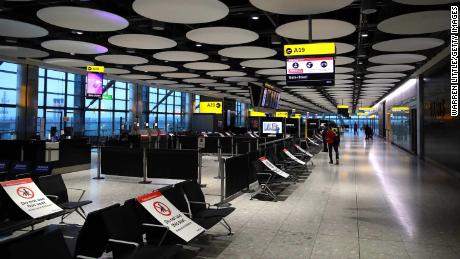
[0, 0, 459, 258]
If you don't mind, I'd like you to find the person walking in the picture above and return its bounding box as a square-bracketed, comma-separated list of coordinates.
[326, 125, 340, 165]
[353, 122, 358, 136]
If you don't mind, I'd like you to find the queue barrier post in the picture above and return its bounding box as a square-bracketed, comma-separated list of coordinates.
[231, 137, 234, 156]
[197, 148, 206, 187]
[93, 145, 105, 180]
[235, 142, 238, 155]
[215, 142, 222, 179]
[139, 147, 151, 184]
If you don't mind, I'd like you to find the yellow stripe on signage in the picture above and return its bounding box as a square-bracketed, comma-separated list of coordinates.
[391, 106, 410, 111]
[358, 107, 375, 111]
[199, 102, 222, 114]
[249, 109, 266, 117]
[291, 113, 302, 119]
[275, 112, 288, 118]
[337, 105, 349, 109]
[86, 66, 105, 73]
[284, 43, 336, 57]
[357, 112, 368, 116]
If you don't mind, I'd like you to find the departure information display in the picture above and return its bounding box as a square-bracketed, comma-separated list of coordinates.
[286, 56, 334, 86]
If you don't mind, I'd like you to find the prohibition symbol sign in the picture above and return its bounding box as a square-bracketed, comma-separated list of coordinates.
[153, 201, 171, 216]
[16, 186, 34, 199]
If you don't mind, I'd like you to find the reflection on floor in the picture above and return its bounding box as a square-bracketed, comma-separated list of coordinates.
[20, 134, 460, 258]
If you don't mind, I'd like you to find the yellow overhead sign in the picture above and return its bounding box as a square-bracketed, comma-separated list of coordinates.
[248, 109, 266, 117]
[199, 101, 222, 114]
[337, 105, 349, 109]
[291, 113, 302, 119]
[275, 112, 289, 118]
[357, 112, 368, 116]
[358, 107, 375, 111]
[391, 106, 410, 112]
[284, 43, 336, 57]
[86, 66, 104, 73]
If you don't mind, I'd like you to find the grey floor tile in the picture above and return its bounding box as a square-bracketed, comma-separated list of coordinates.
[360, 238, 410, 259]
[310, 235, 359, 259]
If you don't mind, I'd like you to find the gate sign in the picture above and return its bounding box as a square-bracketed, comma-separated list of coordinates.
[0, 178, 63, 219]
[136, 191, 205, 242]
[258, 157, 290, 178]
[199, 102, 222, 114]
[294, 144, 313, 158]
[282, 149, 306, 165]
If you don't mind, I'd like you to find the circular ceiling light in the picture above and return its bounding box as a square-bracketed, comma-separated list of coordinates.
[95, 55, 148, 65]
[335, 42, 355, 54]
[363, 83, 395, 87]
[133, 65, 177, 73]
[202, 83, 231, 87]
[120, 74, 157, 80]
[218, 46, 276, 59]
[0, 45, 49, 58]
[186, 27, 258, 45]
[183, 78, 217, 84]
[277, 81, 287, 86]
[0, 18, 48, 38]
[132, 0, 229, 24]
[365, 73, 406, 78]
[104, 68, 131, 74]
[335, 67, 354, 73]
[392, 0, 458, 5]
[43, 58, 94, 67]
[147, 79, 178, 85]
[335, 74, 353, 80]
[335, 56, 355, 65]
[240, 59, 285, 68]
[256, 69, 286, 75]
[108, 34, 177, 50]
[183, 62, 230, 71]
[224, 77, 258, 82]
[161, 72, 200, 79]
[377, 11, 449, 35]
[268, 76, 285, 81]
[367, 65, 415, 72]
[372, 38, 444, 52]
[249, 0, 353, 15]
[276, 19, 355, 40]
[168, 84, 196, 88]
[37, 6, 128, 32]
[364, 79, 401, 84]
[369, 54, 426, 64]
[335, 79, 353, 84]
[206, 71, 246, 77]
[41, 40, 108, 55]
[153, 51, 208, 62]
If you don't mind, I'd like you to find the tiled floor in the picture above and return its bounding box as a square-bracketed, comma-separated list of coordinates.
[6, 133, 460, 258]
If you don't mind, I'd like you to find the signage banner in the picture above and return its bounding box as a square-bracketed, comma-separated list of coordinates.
[86, 66, 105, 73]
[275, 112, 289, 118]
[307, 137, 320, 146]
[294, 144, 313, 158]
[258, 157, 290, 178]
[248, 109, 266, 117]
[0, 178, 63, 219]
[199, 102, 222, 114]
[291, 113, 302, 119]
[197, 137, 206, 148]
[137, 191, 205, 242]
[282, 149, 306, 165]
[284, 43, 336, 57]
[286, 57, 334, 86]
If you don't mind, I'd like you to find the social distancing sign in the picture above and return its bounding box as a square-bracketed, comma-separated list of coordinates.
[0, 178, 63, 218]
[282, 149, 306, 165]
[137, 191, 205, 242]
[294, 144, 313, 158]
[259, 157, 290, 178]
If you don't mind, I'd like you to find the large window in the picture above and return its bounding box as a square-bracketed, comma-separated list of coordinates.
[236, 101, 247, 127]
[148, 87, 190, 132]
[0, 62, 18, 139]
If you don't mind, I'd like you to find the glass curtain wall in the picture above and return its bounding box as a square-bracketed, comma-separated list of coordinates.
[0, 62, 18, 139]
[236, 101, 247, 127]
[148, 87, 191, 132]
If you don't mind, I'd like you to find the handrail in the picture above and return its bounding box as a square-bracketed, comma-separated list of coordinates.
[258, 137, 292, 147]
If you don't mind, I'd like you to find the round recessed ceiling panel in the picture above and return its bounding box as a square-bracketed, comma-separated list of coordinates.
[133, 65, 177, 73]
[377, 11, 449, 35]
[0, 18, 48, 38]
[224, 77, 258, 82]
[364, 79, 401, 84]
[0, 45, 49, 58]
[240, 59, 285, 68]
[104, 68, 131, 74]
[365, 73, 406, 79]
[249, 0, 353, 15]
[186, 27, 258, 45]
[363, 84, 395, 87]
[206, 71, 246, 77]
[335, 79, 353, 84]
[372, 38, 444, 52]
[183, 78, 217, 84]
[367, 65, 415, 72]
[335, 74, 353, 80]
[183, 62, 230, 71]
[43, 58, 94, 67]
[256, 68, 286, 75]
[37, 6, 128, 32]
[108, 34, 176, 50]
[276, 19, 355, 40]
[41, 40, 108, 54]
[335, 56, 355, 65]
[335, 67, 354, 73]
[95, 55, 148, 65]
[120, 74, 156, 80]
[161, 72, 200, 79]
[132, 0, 228, 24]
[168, 84, 196, 88]
[153, 51, 208, 62]
[218, 46, 276, 59]
[202, 83, 231, 87]
[335, 42, 355, 54]
[268, 76, 285, 81]
[369, 54, 426, 64]
[148, 79, 178, 85]
[392, 0, 458, 5]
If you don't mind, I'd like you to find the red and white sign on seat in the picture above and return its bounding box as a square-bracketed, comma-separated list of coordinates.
[294, 144, 314, 158]
[258, 156, 290, 178]
[282, 148, 306, 165]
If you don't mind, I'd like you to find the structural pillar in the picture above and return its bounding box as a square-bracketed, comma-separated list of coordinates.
[16, 64, 39, 140]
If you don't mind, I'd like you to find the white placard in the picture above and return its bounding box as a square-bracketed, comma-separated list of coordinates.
[294, 144, 313, 158]
[218, 133, 225, 137]
[307, 137, 320, 146]
[282, 149, 305, 165]
[225, 132, 232, 137]
[0, 178, 63, 219]
[259, 157, 290, 178]
[248, 133, 256, 138]
[137, 191, 205, 242]
[197, 137, 206, 148]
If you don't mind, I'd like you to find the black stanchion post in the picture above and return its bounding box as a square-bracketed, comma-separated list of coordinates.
[215, 142, 222, 179]
[139, 147, 151, 184]
[198, 148, 206, 187]
[231, 137, 234, 155]
[20, 145, 24, 161]
[248, 141, 251, 152]
[93, 145, 105, 180]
